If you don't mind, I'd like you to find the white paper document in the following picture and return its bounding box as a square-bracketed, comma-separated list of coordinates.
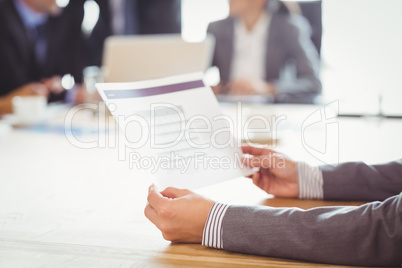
[96, 73, 253, 189]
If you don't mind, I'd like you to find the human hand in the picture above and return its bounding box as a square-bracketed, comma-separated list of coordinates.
[0, 83, 48, 114]
[211, 83, 223, 95]
[9, 83, 48, 98]
[73, 84, 86, 104]
[227, 79, 276, 95]
[41, 76, 64, 94]
[264, 82, 276, 94]
[242, 145, 299, 198]
[227, 79, 256, 94]
[144, 185, 214, 243]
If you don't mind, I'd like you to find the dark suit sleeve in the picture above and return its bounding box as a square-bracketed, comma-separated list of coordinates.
[206, 19, 234, 85]
[86, 0, 111, 67]
[221, 160, 402, 266]
[0, 0, 38, 95]
[206, 23, 218, 72]
[222, 193, 402, 266]
[66, 1, 86, 84]
[321, 160, 402, 201]
[273, 15, 321, 95]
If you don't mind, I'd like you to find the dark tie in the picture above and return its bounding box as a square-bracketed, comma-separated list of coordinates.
[125, 0, 139, 35]
[28, 23, 47, 67]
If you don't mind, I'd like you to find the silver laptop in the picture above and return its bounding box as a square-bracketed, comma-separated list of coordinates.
[102, 34, 215, 82]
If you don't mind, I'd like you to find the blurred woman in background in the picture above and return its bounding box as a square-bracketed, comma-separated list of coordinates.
[208, 0, 321, 103]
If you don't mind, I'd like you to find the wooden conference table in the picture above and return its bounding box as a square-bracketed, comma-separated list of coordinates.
[0, 103, 401, 267]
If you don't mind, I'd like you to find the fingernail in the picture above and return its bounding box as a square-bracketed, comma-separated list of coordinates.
[149, 184, 158, 192]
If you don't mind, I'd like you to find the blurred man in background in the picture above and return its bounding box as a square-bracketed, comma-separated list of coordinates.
[208, 0, 321, 103]
[0, 0, 86, 114]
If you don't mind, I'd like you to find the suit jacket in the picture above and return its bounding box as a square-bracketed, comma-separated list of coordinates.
[87, 0, 182, 66]
[207, 14, 322, 103]
[222, 160, 402, 266]
[0, 0, 86, 99]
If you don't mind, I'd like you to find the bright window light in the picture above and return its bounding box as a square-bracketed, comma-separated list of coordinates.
[82, 0, 100, 35]
[181, 0, 229, 42]
[56, 0, 69, 8]
[62, 74, 75, 90]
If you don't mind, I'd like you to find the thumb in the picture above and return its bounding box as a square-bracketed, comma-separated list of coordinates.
[32, 83, 49, 96]
[161, 187, 191, 199]
[242, 154, 276, 169]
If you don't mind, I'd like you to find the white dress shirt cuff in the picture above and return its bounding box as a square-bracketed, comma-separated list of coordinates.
[298, 162, 324, 200]
[202, 202, 229, 249]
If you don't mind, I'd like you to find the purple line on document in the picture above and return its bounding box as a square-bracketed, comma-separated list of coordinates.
[103, 80, 205, 99]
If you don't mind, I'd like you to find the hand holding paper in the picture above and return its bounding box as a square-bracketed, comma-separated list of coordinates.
[96, 73, 253, 189]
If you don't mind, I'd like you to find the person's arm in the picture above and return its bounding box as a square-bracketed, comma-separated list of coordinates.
[273, 15, 321, 95]
[145, 185, 402, 266]
[145, 146, 402, 266]
[242, 145, 402, 201]
[241, 145, 323, 199]
[218, 193, 402, 267]
[225, 79, 276, 96]
[0, 97, 13, 115]
[0, 83, 48, 115]
[206, 19, 234, 92]
[204, 149, 402, 266]
[86, 0, 111, 67]
[321, 160, 402, 201]
[145, 185, 214, 243]
[67, 0, 86, 84]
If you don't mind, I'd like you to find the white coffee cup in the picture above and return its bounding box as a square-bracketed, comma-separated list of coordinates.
[12, 96, 47, 125]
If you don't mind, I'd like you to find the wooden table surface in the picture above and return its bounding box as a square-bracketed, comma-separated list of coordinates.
[1, 103, 401, 267]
